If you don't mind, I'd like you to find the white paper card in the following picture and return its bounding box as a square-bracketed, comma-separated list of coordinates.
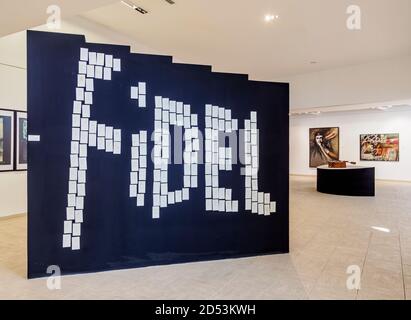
[77, 183, 86, 197]
[152, 207, 160, 219]
[96, 53, 105, 66]
[85, 91, 93, 105]
[68, 181, 77, 194]
[104, 139, 112, 152]
[113, 58, 121, 72]
[78, 170, 86, 183]
[113, 142, 121, 154]
[63, 234, 71, 248]
[129, 172, 137, 185]
[105, 55, 113, 68]
[97, 137, 105, 150]
[80, 131, 88, 144]
[75, 210, 83, 223]
[105, 126, 113, 140]
[64, 220, 73, 234]
[139, 82, 146, 94]
[270, 202, 276, 213]
[130, 185, 137, 197]
[113, 129, 121, 142]
[182, 188, 189, 200]
[82, 105, 90, 118]
[137, 194, 144, 206]
[76, 88, 84, 101]
[68, 194, 76, 207]
[139, 181, 146, 194]
[97, 124, 105, 137]
[87, 65, 95, 78]
[81, 117, 89, 130]
[75, 196, 84, 210]
[139, 95, 146, 108]
[72, 114, 81, 127]
[160, 195, 167, 208]
[72, 128, 80, 141]
[79, 158, 87, 170]
[89, 52, 97, 65]
[103, 67, 111, 80]
[79, 61, 87, 74]
[78, 74, 86, 87]
[206, 199, 212, 211]
[88, 134, 97, 147]
[131, 86, 138, 99]
[86, 78, 94, 92]
[66, 207, 75, 220]
[69, 168, 78, 181]
[71, 237, 80, 250]
[175, 190, 182, 203]
[70, 155, 79, 168]
[80, 48, 88, 61]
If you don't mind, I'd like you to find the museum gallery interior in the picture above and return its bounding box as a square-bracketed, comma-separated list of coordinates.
[0, 0, 410, 300]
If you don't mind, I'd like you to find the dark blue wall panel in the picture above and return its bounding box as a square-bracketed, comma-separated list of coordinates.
[27, 31, 289, 278]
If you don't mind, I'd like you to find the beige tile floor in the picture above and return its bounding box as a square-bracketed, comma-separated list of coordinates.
[1, 175, 411, 300]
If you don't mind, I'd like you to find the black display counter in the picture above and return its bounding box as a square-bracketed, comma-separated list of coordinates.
[317, 165, 375, 197]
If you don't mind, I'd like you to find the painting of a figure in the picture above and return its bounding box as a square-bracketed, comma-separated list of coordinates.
[309, 127, 339, 168]
[360, 134, 399, 162]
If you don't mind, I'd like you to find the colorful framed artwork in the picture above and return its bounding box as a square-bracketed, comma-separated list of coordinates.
[16, 111, 28, 170]
[0, 109, 15, 172]
[360, 134, 399, 162]
[309, 127, 340, 168]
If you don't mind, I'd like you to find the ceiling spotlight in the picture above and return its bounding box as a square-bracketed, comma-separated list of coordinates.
[372, 226, 390, 233]
[264, 14, 279, 22]
[121, 1, 148, 14]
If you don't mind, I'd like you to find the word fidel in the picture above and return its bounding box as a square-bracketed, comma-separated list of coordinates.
[62, 48, 277, 250]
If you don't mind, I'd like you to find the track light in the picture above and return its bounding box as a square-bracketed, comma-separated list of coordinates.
[121, 1, 148, 14]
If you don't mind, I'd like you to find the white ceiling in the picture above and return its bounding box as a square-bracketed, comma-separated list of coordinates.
[1, 0, 410, 80]
[79, 0, 411, 79]
[0, 0, 117, 37]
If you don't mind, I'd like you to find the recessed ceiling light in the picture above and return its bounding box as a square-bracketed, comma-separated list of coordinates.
[264, 14, 279, 22]
[372, 226, 390, 233]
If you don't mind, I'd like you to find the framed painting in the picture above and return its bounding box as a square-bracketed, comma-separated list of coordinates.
[16, 111, 28, 170]
[309, 127, 340, 168]
[0, 109, 15, 172]
[360, 134, 399, 162]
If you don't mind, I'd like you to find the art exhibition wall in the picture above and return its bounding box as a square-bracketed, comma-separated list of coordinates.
[27, 30, 289, 277]
[290, 109, 411, 181]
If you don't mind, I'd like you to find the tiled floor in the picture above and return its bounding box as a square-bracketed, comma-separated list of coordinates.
[1, 175, 411, 300]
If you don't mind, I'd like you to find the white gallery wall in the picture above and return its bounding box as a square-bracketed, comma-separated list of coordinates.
[290, 109, 411, 181]
[282, 55, 411, 110]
